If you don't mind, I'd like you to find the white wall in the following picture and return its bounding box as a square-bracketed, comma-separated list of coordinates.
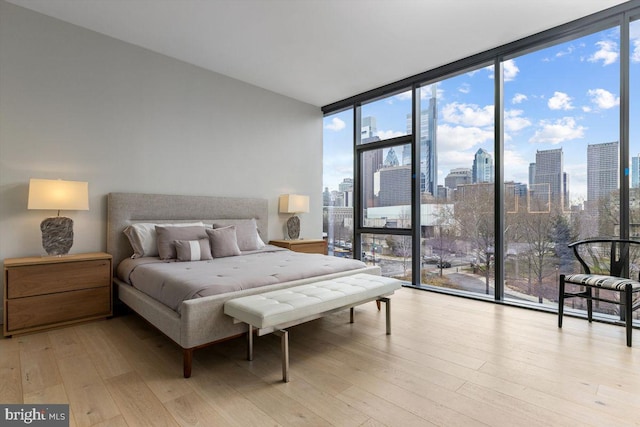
[0, 1, 323, 266]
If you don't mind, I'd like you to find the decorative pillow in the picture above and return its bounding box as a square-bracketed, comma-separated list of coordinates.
[123, 222, 203, 258]
[206, 226, 242, 258]
[174, 238, 213, 262]
[212, 219, 260, 251]
[156, 225, 208, 260]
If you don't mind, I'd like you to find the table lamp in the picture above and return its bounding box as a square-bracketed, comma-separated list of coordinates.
[28, 178, 89, 256]
[279, 194, 309, 240]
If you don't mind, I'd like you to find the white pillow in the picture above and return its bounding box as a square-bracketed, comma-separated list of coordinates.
[123, 222, 204, 258]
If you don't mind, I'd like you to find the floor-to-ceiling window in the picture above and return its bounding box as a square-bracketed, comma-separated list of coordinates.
[322, 3, 640, 324]
[417, 70, 496, 296]
[632, 19, 640, 242]
[503, 27, 620, 311]
[357, 91, 414, 280]
[323, 109, 354, 257]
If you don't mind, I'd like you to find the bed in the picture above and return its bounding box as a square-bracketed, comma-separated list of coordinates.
[107, 192, 380, 377]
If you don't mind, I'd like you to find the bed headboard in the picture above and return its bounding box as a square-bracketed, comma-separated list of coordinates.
[107, 192, 269, 269]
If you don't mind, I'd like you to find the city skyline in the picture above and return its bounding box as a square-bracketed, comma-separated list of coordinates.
[324, 24, 640, 206]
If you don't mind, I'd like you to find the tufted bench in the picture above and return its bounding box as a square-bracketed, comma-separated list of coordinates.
[224, 273, 403, 382]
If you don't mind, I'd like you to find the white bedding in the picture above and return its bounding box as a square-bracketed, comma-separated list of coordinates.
[117, 245, 369, 313]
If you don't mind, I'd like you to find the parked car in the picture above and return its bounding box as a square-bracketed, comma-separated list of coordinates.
[363, 254, 380, 262]
[422, 255, 439, 264]
[436, 261, 451, 268]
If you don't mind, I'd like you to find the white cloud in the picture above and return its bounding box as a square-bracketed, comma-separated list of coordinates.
[631, 26, 640, 62]
[503, 149, 531, 183]
[529, 117, 586, 144]
[504, 109, 532, 132]
[548, 91, 574, 110]
[582, 106, 592, 113]
[438, 151, 476, 172]
[437, 124, 494, 152]
[458, 83, 470, 94]
[587, 88, 619, 109]
[324, 117, 346, 131]
[512, 93, 527, 104]
[556, 45, 575, 58]
[503, 59, 519, 82]
[442, 102, 493, 127]
[376, 129, 405, 140]
[394, 90, 412, 101]
[588, 40, 618, 66]
[632, 38, 640, 63]
[394, 85, 441, 102]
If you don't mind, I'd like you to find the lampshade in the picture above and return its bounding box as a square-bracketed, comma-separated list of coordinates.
[28, 179, 89, 212]
[279, 194, 309, 214]
[28, 178, 89, 256]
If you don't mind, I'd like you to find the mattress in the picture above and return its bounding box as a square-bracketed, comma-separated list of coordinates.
[117, 246, 368, 313]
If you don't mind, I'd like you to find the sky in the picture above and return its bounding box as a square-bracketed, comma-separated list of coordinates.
[324, 23, 640, 206]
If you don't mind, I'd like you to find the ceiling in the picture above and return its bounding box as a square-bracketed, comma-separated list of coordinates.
[7, 0, 630, 107]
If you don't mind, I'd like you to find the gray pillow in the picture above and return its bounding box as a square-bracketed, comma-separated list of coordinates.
[213, 218, 259, 251]
[156, 225, 208, 260]
[206, 226, 241, 258]
[175, 238, 213, 262]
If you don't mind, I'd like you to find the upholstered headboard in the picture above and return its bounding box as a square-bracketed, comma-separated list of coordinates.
[107, 192, 269, 270]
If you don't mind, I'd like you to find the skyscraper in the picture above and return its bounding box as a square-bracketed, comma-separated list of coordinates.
[587, 141, 618, 202]
[362, 145, 383, 208]
[528, 163, 536, 187]
[533, 148, 566, 210]
[338, 177, 353, 192]
[472, 148, 494, 183]
[384, 147, 400, 167]
[632, 154, 640, 189]
[444, 168, 472, 189]
[404, 85, 437, 196]
[361, 116, 377, 140]
[361, 117, 382, 208]
[376, 165, 412, 207]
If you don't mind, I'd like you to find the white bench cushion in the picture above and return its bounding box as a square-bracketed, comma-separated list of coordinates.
[224, 273, 402, 329]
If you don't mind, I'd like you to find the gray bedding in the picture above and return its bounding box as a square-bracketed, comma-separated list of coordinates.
[117, 245, 368, 313]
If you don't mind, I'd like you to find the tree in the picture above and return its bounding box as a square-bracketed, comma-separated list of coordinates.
[386, 235, 412, 278]
[518, 203, 558, 303]
[453, 183, 495, 292]
[551, 213, 576, 271]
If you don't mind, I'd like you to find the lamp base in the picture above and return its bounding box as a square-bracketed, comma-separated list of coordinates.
[286, 215, 300, 240]
[41, 217, 74, 256]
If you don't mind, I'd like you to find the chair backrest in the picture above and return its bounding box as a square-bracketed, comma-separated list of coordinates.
[568, 238, 640, 279]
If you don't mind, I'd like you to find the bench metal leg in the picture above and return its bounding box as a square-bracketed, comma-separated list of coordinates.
[350, 307, 354, 323]
[274, 329, 290, 382]
[378, 297, 391, 335]
[247, 324, 253, 361]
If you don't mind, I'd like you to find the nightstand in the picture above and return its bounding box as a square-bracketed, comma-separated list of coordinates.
[269, 239, 328, 255]
[3, 252, 112, 336]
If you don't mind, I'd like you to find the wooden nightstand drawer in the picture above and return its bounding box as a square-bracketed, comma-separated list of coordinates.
[3, 252, 113, 336]
[6, 286, 111, 332]
[7, 259, 110, 298]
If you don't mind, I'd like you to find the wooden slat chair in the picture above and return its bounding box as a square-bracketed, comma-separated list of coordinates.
[558, 238, 640, 346]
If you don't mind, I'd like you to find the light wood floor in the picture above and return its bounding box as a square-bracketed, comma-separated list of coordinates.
[2, 287, 640, 427]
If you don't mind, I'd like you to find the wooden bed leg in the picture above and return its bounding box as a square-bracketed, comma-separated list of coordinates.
[376, 300, 381, 310]
[183, 348, 193, 378]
